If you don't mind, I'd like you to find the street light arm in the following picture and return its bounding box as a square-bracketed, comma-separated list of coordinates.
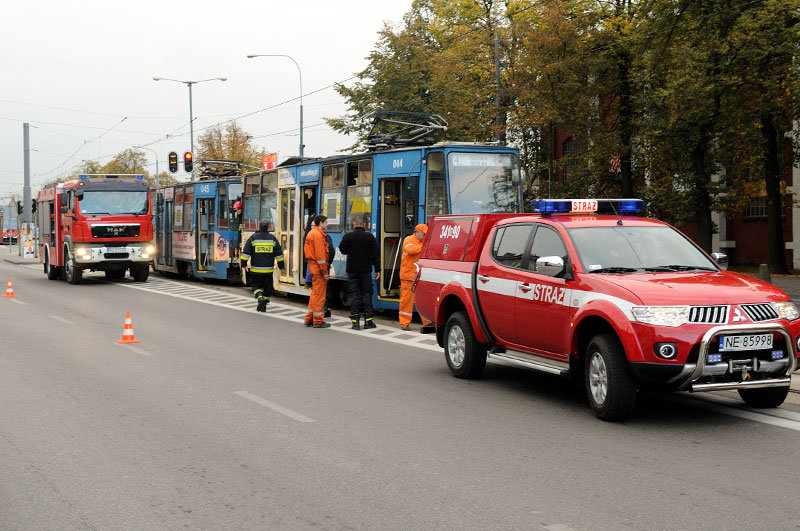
[247, 54, 304, 157]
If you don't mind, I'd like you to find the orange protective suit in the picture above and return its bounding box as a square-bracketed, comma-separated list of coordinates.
[304, 226, 329, 325]
[399, 230, 431, 328]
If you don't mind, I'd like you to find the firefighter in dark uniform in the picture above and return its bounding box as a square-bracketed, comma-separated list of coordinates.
[240, 220, 284, 312]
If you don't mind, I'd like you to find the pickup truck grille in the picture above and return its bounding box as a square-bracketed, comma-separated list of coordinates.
[740, 303, 779, 322]
[91, 224, 139, 238]
[688, 306, 728, 324]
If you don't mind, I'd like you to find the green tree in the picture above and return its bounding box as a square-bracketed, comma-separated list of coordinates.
[195, 121, 266, 170]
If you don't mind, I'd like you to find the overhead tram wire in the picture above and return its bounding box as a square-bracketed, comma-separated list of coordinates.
[37, 116, 128, 178]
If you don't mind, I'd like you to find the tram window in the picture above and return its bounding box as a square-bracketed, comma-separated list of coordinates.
[182, 186, 194, 231]
[173, 187, 184, 231]
[243, 174, 261, 231]
[346, 160, 372, 228]
[322, 163, 344, 233]
[218, 184, 228, 228]
[426, 152, 447, 224]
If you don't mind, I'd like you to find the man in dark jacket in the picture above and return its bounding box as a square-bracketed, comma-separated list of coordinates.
[241, 220, 284, 312]
[338, 215, 380, 329]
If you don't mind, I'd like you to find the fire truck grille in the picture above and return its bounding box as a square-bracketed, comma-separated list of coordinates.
[91, 225, 140, 238]
[740, 303, 779, 322]
[104, 252, 129, 259]
[688, 305, 728, 324]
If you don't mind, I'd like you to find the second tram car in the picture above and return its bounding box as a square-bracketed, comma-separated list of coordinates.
[153, 174, 243, 280]
[241, 142, 522, 310]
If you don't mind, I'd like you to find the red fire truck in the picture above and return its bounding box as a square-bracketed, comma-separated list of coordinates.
[414, 199, 800, 421]
[36, 174, 155, 284]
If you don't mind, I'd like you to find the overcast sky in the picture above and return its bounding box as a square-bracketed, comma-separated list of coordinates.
[0, 0, 412, 198]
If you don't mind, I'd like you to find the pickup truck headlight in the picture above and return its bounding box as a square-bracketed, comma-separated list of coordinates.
[145, 245, 155, 254]
[631, 306, 690, 327]
[771, 301, 799, 321]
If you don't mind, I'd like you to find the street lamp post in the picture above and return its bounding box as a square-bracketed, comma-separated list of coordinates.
[152, 76, 227, 180]
[136, 145, 159, 189]
[247, 54, 304, 158]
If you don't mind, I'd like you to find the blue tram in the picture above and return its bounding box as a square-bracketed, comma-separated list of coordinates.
[152, 173, 243, 280]
[241, 141, 523, 310]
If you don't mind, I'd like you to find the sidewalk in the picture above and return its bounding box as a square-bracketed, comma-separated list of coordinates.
[0, 243, 39, 265]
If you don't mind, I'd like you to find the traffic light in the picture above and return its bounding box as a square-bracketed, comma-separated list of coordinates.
[16, 201, 22, 215]
[168, 152, 178, 173]
[31, 200, 37, 214]
[183, 151, 193, 173]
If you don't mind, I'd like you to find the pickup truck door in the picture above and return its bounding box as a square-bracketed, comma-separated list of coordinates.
[515, 224, 573, 357]
[476, 224, 533, 345]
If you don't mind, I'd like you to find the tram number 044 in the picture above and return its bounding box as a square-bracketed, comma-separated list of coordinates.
[440, 224, 461, 239]
[392, 158, 403, 169]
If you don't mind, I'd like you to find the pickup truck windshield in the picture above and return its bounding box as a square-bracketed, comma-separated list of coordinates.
[447, 153, 521, 214]
[567, 226, 718, 272]
[78, 191, 149, 215]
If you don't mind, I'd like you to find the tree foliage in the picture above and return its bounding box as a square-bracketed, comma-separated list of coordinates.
[195, 121, 266, 170]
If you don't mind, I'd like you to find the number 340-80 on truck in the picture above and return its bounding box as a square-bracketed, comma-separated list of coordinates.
[36, 174, 155, 284]
[414, 199, 799, 421]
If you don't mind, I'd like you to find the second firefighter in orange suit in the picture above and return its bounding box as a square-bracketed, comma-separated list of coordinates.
[399, 223, 432, 331]
[304, 215, 331, 328]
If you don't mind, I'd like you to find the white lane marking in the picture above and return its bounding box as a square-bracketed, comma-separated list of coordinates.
[117, 343, 154, 356]
[544, 525, 577, 531]
[688, 393, 800, 426]
[50, 315, 74, 325]
[235, 391, 316, 423]
[8, 298, 25, 305]
[120, 280, 440, 352]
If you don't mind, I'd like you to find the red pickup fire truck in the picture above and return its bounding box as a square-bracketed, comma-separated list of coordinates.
[36, 175, 155, 284]
[414, 199, 800, 420]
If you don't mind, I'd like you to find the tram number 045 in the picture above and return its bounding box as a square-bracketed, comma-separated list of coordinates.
[440, 225, 461, 239]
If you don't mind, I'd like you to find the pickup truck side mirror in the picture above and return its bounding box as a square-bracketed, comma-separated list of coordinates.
[711, 252, 728, 271]
[536, 256, 567, 278]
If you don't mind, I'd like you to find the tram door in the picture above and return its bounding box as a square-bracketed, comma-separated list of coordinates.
[277, 187, 296, 284]
[196, 198, 215, 272]
[300, 186, 317, 286]
[163, 200, 173, 266]
[379, 178, 417, 298]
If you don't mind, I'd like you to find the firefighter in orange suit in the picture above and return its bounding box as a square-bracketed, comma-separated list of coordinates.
[304, 215, 331, 328]
[399, 223, 432, 331]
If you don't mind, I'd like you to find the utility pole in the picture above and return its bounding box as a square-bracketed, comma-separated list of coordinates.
[492, 6, 506, 146]
[21, 123, 31, 257]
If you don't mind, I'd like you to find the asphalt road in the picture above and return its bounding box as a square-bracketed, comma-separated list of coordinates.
[2, 255, 800, 530]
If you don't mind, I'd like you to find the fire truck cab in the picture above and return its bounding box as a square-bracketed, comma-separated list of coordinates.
[37, 175, 155, 284]
[414, 199, 800, 420]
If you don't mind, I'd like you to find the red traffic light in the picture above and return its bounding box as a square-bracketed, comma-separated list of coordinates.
[183, 151, 193, 172]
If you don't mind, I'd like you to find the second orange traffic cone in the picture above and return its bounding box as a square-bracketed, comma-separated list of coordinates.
[117, 311, 140, 344]
[2, 277, 16, 298]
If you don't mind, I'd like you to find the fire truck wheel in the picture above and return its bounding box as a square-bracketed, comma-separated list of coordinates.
[65, 255, 83, 285]
[585, 334, 637, 421]
[44, 250, 60, 280]
[444, 311, 487, 379]
[131, 264, 149, 283]
[737, 386, 790, 408]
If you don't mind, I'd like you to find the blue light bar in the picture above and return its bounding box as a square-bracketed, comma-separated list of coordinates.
[617, 200, 645, 213]
[80, 174, 87, 180]
[136, 175, 143, 180]
[531, 199, 572, 213]
[771, 350, 785, 360]
[707, 353, 722, 364]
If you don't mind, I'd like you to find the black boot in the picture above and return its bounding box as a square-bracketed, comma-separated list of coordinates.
[257, 297, 268, 312]
[363, 318, 376, 329]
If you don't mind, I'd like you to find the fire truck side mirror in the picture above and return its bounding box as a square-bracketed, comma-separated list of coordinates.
[60, 194, 68, 207]
[61, 206, 68, 214]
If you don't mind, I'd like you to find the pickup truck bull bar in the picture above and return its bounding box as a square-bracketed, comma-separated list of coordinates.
[678, 323, 797, 392]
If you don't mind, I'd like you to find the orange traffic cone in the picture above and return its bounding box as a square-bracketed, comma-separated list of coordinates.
[2, 278, 16, 298]
[117, 311, 140, 344]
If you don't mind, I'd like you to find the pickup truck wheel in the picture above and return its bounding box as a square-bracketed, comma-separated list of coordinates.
[444, 311, 487, 379]
[585, 334, 636, 421]
[65, 254, 82, 285]
[737, 386, 790, 408]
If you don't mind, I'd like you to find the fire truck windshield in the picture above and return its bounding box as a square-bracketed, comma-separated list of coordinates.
[447, 152, 521, 214]
[77, 191, 149, 216]
[567, 226, 718, 273]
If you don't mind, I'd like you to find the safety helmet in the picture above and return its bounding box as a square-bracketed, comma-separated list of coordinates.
[233, 201, 243, 210]
[415, 223, 428, 234]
